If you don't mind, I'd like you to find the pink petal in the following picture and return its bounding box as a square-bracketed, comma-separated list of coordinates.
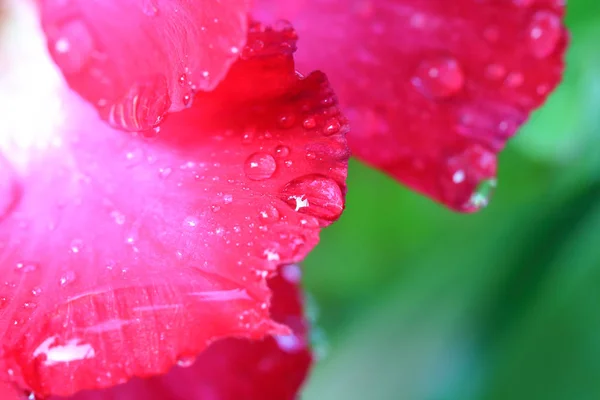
[254, 0, 567, 211]
[49, 265, 311, 400]
[0, 4, 347, 397]
[38, 0, 251, 131]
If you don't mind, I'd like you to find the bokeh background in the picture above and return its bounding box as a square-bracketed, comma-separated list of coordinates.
[303, 1, 600, 399]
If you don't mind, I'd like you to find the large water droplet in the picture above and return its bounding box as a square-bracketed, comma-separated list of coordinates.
[527, 11, 562, 59]
[244, 152, 277, 181]
[412, 56, 465, 99]
[103, 75, 171, 132]
[59, 271, 77, 287]
[280, 175, 344, 222]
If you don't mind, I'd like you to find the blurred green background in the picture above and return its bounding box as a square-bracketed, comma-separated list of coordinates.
[302, 1, 600, 399]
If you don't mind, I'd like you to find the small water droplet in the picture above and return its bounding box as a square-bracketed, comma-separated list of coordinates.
[485, 63, 507, 81]
[178, 73, 187, 86]
[465, 178, 497, 211]
[59, 271, 77, 287]
[277, 112, 296, 129]
[49, 20, 94, 74]
[158, 167, 172, 179]
[275, 145, 290, 158]
[280, 175, 344, 221]
[182, 92, 193, 107]
[110, 210, 126, 225]
[142, 0, 159, 16]
[528, 10, 562, 58]
[324, 118, 341, 135]
[412, 56, 465, 99]
[259, 204, 280, 222]
[32, 287, 43, 297]
[184, 216, 199, 228]
[54, 37, 70, 54]
[244, 152, 277, 181]
[223, 194, 233, 204]
[15, 262, 37, 273]
[505, 72, 524, 90]
[70, 239, 84, 253]
[303, 117, 317, 129]
[452, 170, 466, 184]
[176, 356, 196, 368]
[440, 145, 497, 212]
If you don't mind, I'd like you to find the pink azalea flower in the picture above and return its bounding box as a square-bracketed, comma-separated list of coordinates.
[0, 0, 566, 398]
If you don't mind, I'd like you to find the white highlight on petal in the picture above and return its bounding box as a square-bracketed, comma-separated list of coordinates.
[291, 195, 309, 211]
[33, 336, 96, 366]
[263, 249, 280, 262]
[0, 0, 68, 172]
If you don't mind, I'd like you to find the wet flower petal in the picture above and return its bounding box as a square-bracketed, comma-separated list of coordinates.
[38, 0, 251, 131]
[0, 4, 347, 397]
[254, 0, 567, 211]
[49, 267, 312, 400]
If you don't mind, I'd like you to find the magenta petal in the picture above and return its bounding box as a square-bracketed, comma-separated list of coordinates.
[39, 0, 251, 131]
[0, 4, 347, 397]
[254, 0, 567, 211]
[50, 266, 312, 400]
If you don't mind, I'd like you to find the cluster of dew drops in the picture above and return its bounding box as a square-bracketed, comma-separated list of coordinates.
[407, 3, 562, 210]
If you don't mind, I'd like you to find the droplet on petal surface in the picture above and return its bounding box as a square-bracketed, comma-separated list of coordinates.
[47, 20, 94, 75]
[465, 177, 497, 211]
[527, 10, 562, 59]
[103, 75, 171, 132]
[244, 152, 277, 181]
[412, 56, 465, 99]
[274, 145, 290, 158]
[142, 0, 159, 17]
[280, 175, 344, 224]
[440, 145, 497, 212]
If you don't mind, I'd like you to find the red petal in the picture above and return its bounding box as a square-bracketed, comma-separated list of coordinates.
[38, 0, 250, 131]
[0, 4, 347, 397]
[49, 265, 311, 400]
[254, 0, 567, 211]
